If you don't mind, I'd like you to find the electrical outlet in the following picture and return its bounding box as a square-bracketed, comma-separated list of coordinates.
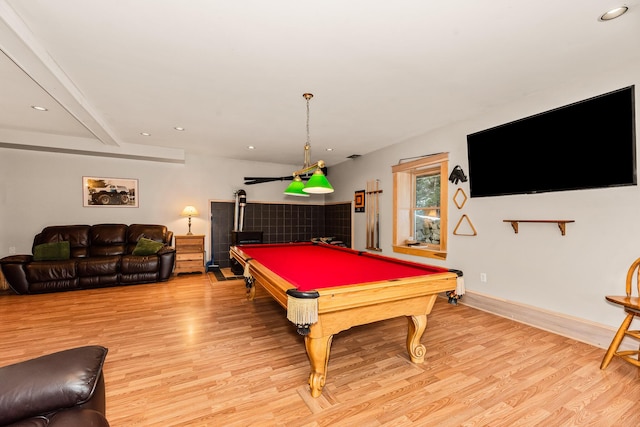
[480, 273, 487, 283]
[9, 246, 16, 254]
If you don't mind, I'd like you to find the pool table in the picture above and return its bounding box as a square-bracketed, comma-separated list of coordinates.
[229, 242, 462, 398]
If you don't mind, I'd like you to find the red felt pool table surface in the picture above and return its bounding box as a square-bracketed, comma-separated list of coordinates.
[233, 242, 450, 291]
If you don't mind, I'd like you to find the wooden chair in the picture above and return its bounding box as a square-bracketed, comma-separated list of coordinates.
[601, 257, 640, 370]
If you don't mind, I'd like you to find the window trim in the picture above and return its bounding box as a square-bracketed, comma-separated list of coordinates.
[392, 153, 448, 260]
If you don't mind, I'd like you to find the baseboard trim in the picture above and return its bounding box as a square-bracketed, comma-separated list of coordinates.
[456, 290, 622, 351]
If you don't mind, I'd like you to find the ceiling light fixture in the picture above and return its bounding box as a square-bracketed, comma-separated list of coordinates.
[600, 6, 628, 21]
[284, 93, 334, 196]
[31, 105, 48, 111]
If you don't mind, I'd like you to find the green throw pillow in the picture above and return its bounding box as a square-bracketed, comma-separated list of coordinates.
[33, 241, 71, 261]
[132, 237, 164, 256]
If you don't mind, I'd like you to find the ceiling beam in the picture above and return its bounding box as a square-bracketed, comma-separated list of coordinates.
[0, 0, 121, 147]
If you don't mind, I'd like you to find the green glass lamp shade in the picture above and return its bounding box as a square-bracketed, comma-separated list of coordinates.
[303, 169, 334, 194]
[284, 175, 310, 197]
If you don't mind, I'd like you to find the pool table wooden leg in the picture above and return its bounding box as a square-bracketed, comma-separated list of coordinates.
[406, 314, 427, 363]
[305, 334, 334, 398]
[246, 285, 255, 300]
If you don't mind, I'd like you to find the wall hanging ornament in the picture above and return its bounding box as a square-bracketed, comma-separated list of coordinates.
[448, 165, 468, 185]
[453, 188, 467, 209]
[453, 214, 477, 236]
[354, 190, 365, 213]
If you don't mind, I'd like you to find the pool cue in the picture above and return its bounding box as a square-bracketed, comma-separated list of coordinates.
[370, 181, 375, 249]
[368, 180, 375, 249]
[366, 180, 371, 248]
[375, 180, 380, 249]
[372, 179, 376, 249]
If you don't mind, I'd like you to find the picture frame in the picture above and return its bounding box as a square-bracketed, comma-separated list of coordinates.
[354, 190, 365, 213]
[83, 176, 138, 207]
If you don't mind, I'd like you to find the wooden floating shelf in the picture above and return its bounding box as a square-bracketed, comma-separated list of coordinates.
[503, 220, 575, 236]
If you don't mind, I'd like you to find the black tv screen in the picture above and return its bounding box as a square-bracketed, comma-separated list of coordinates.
[466, 86, 636, 198]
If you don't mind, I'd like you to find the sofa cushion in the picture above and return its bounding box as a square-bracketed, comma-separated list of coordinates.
[0, 346, 108, 426]
[132, 238, 164, 256]
[89, 224, 127, 257]
[26, 260, 76, 282]
[33, 241, 70, 261]
[35, 225, 90, 258]
[121, 254, 159, 273]
[77, 256, 120, 277]
[126, 224, 168, 253]
[77, 256, 120, 288]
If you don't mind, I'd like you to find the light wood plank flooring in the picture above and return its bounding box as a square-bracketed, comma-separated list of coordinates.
[1, 272, 639, 426]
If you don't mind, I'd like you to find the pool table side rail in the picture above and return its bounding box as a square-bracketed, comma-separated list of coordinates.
[315, 273, 458, 313]
[231, 250, 291, 308]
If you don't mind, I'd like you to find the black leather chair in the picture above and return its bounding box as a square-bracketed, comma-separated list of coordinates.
[0, 346, 110, 427]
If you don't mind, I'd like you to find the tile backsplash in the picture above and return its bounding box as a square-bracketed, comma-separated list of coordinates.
[209, 201, 352, 268]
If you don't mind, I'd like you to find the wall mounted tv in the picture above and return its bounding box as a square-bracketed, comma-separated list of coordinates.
[466, 85, 636, 198]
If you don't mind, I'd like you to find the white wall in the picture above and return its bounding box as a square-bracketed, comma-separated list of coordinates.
[327, 60, 640, 331]
[0, 149, 320, 261]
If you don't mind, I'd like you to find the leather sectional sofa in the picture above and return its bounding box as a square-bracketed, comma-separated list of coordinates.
[0, 224, 175, 295]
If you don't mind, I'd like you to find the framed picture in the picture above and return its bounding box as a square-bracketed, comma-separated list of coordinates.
[354, 190, 365, 213]
[83, 176, 138, 207]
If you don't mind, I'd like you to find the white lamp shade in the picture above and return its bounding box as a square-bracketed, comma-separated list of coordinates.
[181, 206, 199, 217]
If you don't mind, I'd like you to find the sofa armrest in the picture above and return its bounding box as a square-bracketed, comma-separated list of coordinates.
[0, 255, 33, 294]
[0, 255, 32, 263]
[0, 346, 108, 426]
[157, 246, 176, 280]
[157, 245, 175, 256]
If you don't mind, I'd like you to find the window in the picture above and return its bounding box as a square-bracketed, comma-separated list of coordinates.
[392, 153, 448, 260]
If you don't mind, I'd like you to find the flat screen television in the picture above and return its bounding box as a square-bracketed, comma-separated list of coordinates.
[466, 86, 636, 198]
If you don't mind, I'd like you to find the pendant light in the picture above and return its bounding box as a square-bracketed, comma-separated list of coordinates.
[284, 93, 334, 196]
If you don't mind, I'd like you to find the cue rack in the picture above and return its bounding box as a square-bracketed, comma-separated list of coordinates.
[366, 179, 382, 251]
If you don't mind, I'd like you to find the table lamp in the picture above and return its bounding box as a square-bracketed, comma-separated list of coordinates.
[180, 205, 199, 235]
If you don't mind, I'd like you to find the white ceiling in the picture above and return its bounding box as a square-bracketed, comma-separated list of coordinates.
[0, 1, 638, 166]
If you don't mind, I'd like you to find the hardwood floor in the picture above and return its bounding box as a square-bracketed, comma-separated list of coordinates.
[1, 272, 639, 426]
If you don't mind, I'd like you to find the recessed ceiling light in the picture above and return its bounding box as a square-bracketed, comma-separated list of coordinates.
[31, 105, 48, 111]
[600, 6, 628, 21]
[140, 132, 151, 136]
[326, 148, 334, 152]
[174, 126, 185, 131]
[248, 146, 256, 150]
